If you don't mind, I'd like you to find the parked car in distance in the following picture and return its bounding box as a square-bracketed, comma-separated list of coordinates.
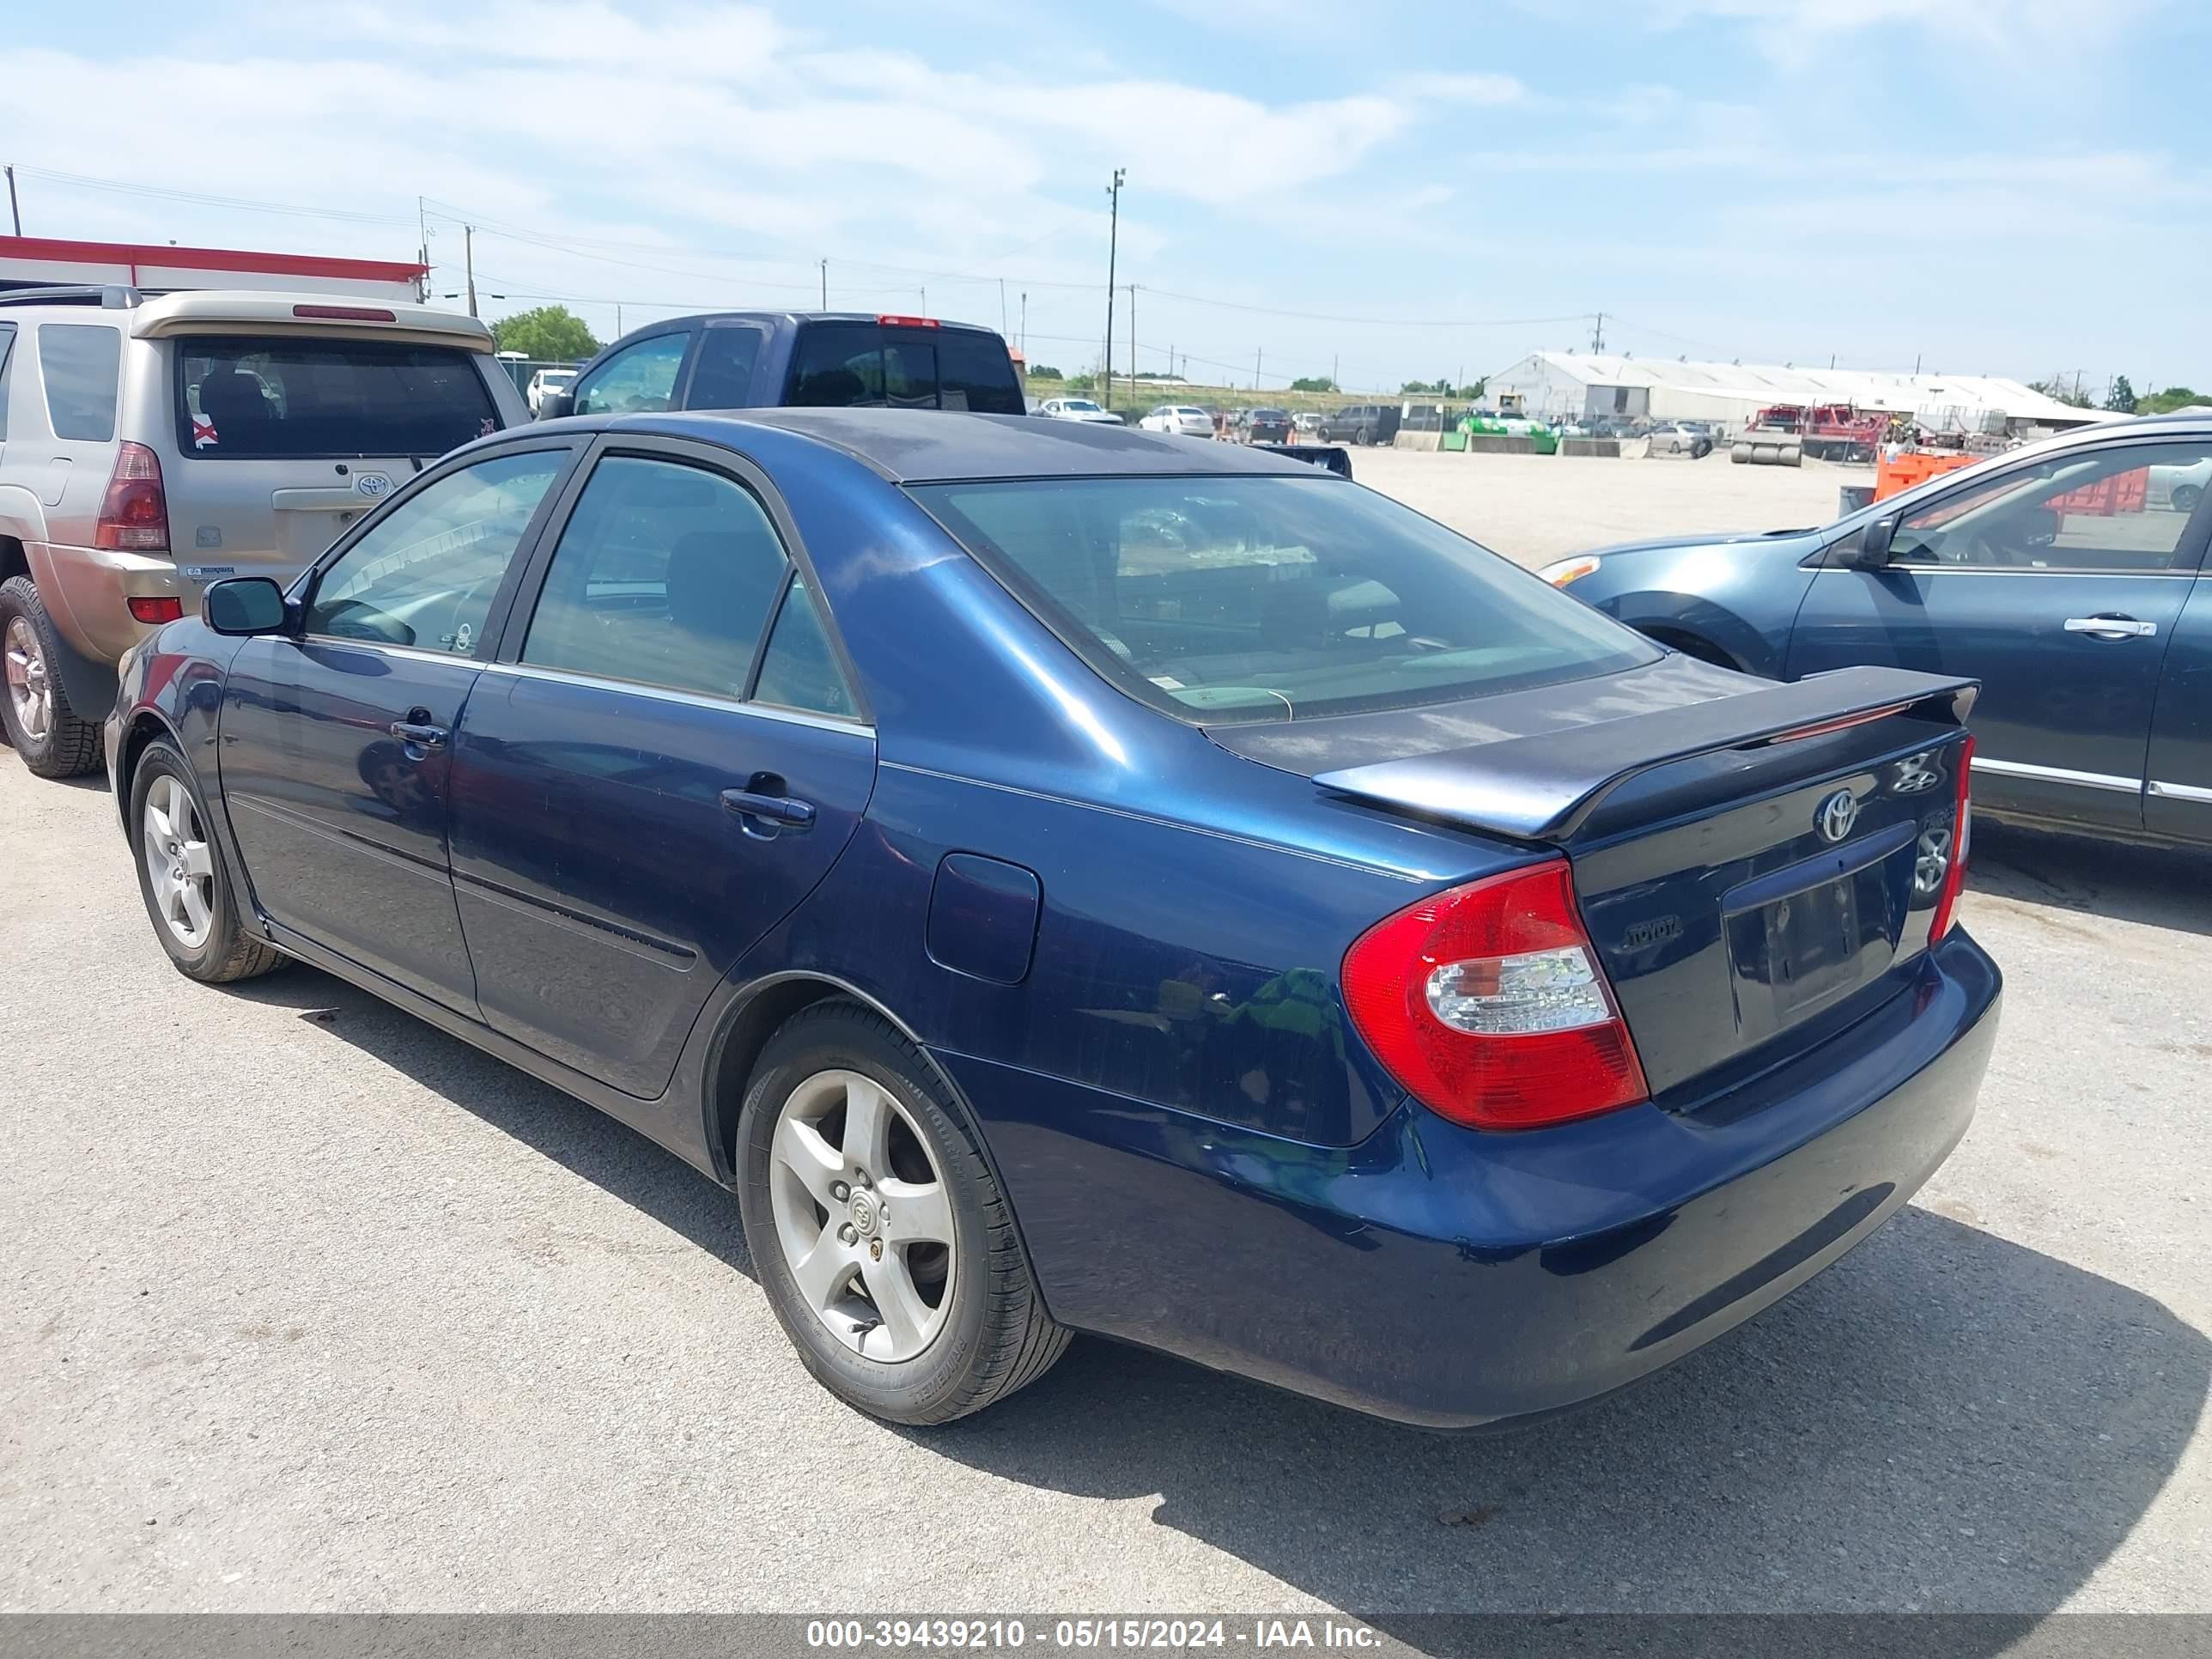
[526, 366, 578, 415]
[1036, 397, 1123, 425]
[1318, 404, 1401, 446]
[1139, 404, 1213, 438]
[537, 312, 1025, 423]
[1294, 410, 1323, 434]
[1646, 422, 1717, 459]
[1542, 411, 2212, 848]
[0, 285, 524, 779]
[1242, 408, 1292, 444]
[109, 408, 1997, 1431]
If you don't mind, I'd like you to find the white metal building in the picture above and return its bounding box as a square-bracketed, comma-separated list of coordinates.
[1486, 350, 2103, 434]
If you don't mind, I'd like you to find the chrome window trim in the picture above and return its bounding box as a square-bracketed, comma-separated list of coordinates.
[1843, 565, 2199, 580]
[2148, 779, 2212, 804]
[295, 635, 479, 668]
[474, 657, 872, 736]
[1971, 756, 2142, 794]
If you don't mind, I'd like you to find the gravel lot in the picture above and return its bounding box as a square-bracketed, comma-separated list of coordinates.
[3, 451, 2206, 1624]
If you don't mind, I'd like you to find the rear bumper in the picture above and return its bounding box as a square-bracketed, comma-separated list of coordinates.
[24, 540, 179, 665]
[948, 930, 2001, 1428]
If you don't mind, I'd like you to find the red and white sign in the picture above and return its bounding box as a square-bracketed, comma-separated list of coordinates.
[0, 235, 427, 302]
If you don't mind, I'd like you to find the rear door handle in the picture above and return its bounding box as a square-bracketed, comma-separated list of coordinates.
[388, 719, 448, 750]
[720, 781, 816, 832]
[2063, 615, 2158, 640]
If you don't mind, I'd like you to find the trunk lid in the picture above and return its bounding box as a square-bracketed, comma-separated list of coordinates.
[1209, 658, 1976, 1099]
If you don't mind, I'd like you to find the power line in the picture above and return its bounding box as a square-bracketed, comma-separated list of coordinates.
[15, 164, 415, 227]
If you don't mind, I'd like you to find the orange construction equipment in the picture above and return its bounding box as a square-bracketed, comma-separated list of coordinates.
[1874, 448, 1982, 502]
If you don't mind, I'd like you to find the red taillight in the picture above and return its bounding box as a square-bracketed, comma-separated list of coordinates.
[1342, 860, 1649, 1132]
[876, 313, 939, 328]
[94, 442, 169, 552]
[1928, 734, 1975, 941]
[293, 304, 396, 322]
[126, 596, 184, 624]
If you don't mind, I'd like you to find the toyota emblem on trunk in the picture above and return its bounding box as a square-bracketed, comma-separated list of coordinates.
[1816, 788, 1859, 843]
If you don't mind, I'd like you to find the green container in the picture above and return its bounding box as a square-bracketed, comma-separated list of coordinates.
[1440, 429, 1468, 452]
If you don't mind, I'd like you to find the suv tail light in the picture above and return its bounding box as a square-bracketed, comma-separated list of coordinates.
[1928, 734, 1975, 941]
[1343, 860, 1649, 1131]
[94, 442, 170, 553]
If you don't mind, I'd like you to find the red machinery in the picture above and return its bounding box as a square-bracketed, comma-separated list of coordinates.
[1743, 404, 1887, 463]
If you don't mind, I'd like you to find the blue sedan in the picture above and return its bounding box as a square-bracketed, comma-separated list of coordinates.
[106, 410, 1999, 1428]
[1542, 412, 2212, 847]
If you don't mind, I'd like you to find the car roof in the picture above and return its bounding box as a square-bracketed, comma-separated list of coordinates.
[611, 408, 1324, 483]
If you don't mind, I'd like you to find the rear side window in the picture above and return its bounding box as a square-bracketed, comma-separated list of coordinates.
[786, 324, 1022, 414]
[40, 324, 123, 441]
[687, 325, 766, 409]
[175, 335, 497, 459]
[0, 323, 15, 439]
[754, 575, 857, 718]
[522, 455, 789, 702]
[914, 475, 1658, 724]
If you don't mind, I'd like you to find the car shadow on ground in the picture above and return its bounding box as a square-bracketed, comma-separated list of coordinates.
[1971, 820, 2212, 939]
[222, 965, 2207, 1630]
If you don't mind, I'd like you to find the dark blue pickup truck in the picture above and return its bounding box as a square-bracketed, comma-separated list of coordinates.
[538, 312, 1029, 421]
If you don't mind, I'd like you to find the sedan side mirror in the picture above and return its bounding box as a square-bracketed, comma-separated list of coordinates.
[536, 389, 575, 421]
[204, 577, 292, 636]
[1835, 514, 1898, 570]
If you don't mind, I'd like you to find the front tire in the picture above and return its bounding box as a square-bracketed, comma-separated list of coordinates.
[0, 577, 102, 779]
[129, 739, 283, 983]
[738, 1002, 1068, 1424]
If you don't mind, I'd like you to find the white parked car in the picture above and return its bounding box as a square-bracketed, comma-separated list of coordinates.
[1037, 398, 1124, 425]
[1139, 404, 1213, 438]
[526, 367, 578, 415]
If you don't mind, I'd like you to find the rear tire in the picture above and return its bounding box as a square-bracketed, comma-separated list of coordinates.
[2173, 483, 2203, 514]
[738, 1001, 1068, 1424]
[128, 739, 284, 983]
[0, 577, 102, 779]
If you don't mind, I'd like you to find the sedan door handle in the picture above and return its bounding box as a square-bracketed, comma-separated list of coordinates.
[387, 720, 448, 750]
[720, 785, 816, 830]
[2064, 615, 2158, 640]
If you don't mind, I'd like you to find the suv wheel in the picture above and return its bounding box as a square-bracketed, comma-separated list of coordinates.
[0, 578, 103, 779]
[738, 1002, 1069, 1424]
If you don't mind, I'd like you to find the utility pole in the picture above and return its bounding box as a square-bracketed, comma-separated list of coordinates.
[999, 277, 1008, 336]
[921, 286, 927, 315]
[5, 165, 20, 237]
[463, 224, 478, 319]
[416, 195, 429, 301]
[617, 303, 624, 336]
[1103, 167, 1126, 411]
[1255, 346, 1262, 391]
[819, 258, 827, 307]
[1019, 291, 1027, 357]
[1127, 283, 1137, 408]
[1590, 313, 1606, 354]
[1332, 353, 1339, 392]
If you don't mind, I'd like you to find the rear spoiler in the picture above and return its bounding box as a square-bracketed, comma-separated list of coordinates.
[1313, 666, 1978, 842]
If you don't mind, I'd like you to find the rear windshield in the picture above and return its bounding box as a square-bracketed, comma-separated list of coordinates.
[785, 324, 1024, 416]
[175, 334, 499, 460]
[912, 475, 1658, 724]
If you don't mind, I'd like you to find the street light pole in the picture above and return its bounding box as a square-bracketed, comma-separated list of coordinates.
[1103, 167, 1125, 410]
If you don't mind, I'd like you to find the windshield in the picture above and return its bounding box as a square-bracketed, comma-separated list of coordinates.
[912, 475, 1660, 724]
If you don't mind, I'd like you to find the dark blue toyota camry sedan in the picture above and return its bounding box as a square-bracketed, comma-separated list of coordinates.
[106, 410, 2001, 1428]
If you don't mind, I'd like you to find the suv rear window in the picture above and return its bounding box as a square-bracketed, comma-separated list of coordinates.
[175, 335, 499, 460]
[40, 324, 123, 442]
[913, 474, 1657, 724]
[786, 324, 1022, 416]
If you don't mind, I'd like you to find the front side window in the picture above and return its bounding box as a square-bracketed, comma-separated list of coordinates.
[522, 455, 789, 701]
[176, 335, 499, 459]
[306, 449, 565, 653]
[1890, 440, 2212, 572]
[38, 324, 123, 442]
[572, 332, 690, 417]
[914, 475, 1658, 724]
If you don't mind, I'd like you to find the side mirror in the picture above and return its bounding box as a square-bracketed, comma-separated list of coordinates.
[204, 577, 291, 636]
[1837, 514, 1897, 570]
[536, 389, 575, 421]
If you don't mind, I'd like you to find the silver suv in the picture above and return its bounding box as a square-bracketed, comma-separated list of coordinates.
[0, 287, 526, 776]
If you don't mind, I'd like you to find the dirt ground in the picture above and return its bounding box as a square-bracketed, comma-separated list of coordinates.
[1346, 445, 1872, 566]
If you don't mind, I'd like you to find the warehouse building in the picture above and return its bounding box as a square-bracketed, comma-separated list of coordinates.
[1486, 349, 2102, 435]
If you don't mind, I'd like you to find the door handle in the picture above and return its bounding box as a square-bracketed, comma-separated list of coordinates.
[388, 719, 448, 750]
[720, 780, 816, 833]
[2063, 615, 2157, 640]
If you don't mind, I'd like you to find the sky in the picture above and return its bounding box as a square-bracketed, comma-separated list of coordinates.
[3, 0, 2205, 397]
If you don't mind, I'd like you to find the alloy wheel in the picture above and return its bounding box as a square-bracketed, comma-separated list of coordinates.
[4, 616, 52, 744]
[143, 775, 216, 951]
[769, 1068, 956, 1363]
